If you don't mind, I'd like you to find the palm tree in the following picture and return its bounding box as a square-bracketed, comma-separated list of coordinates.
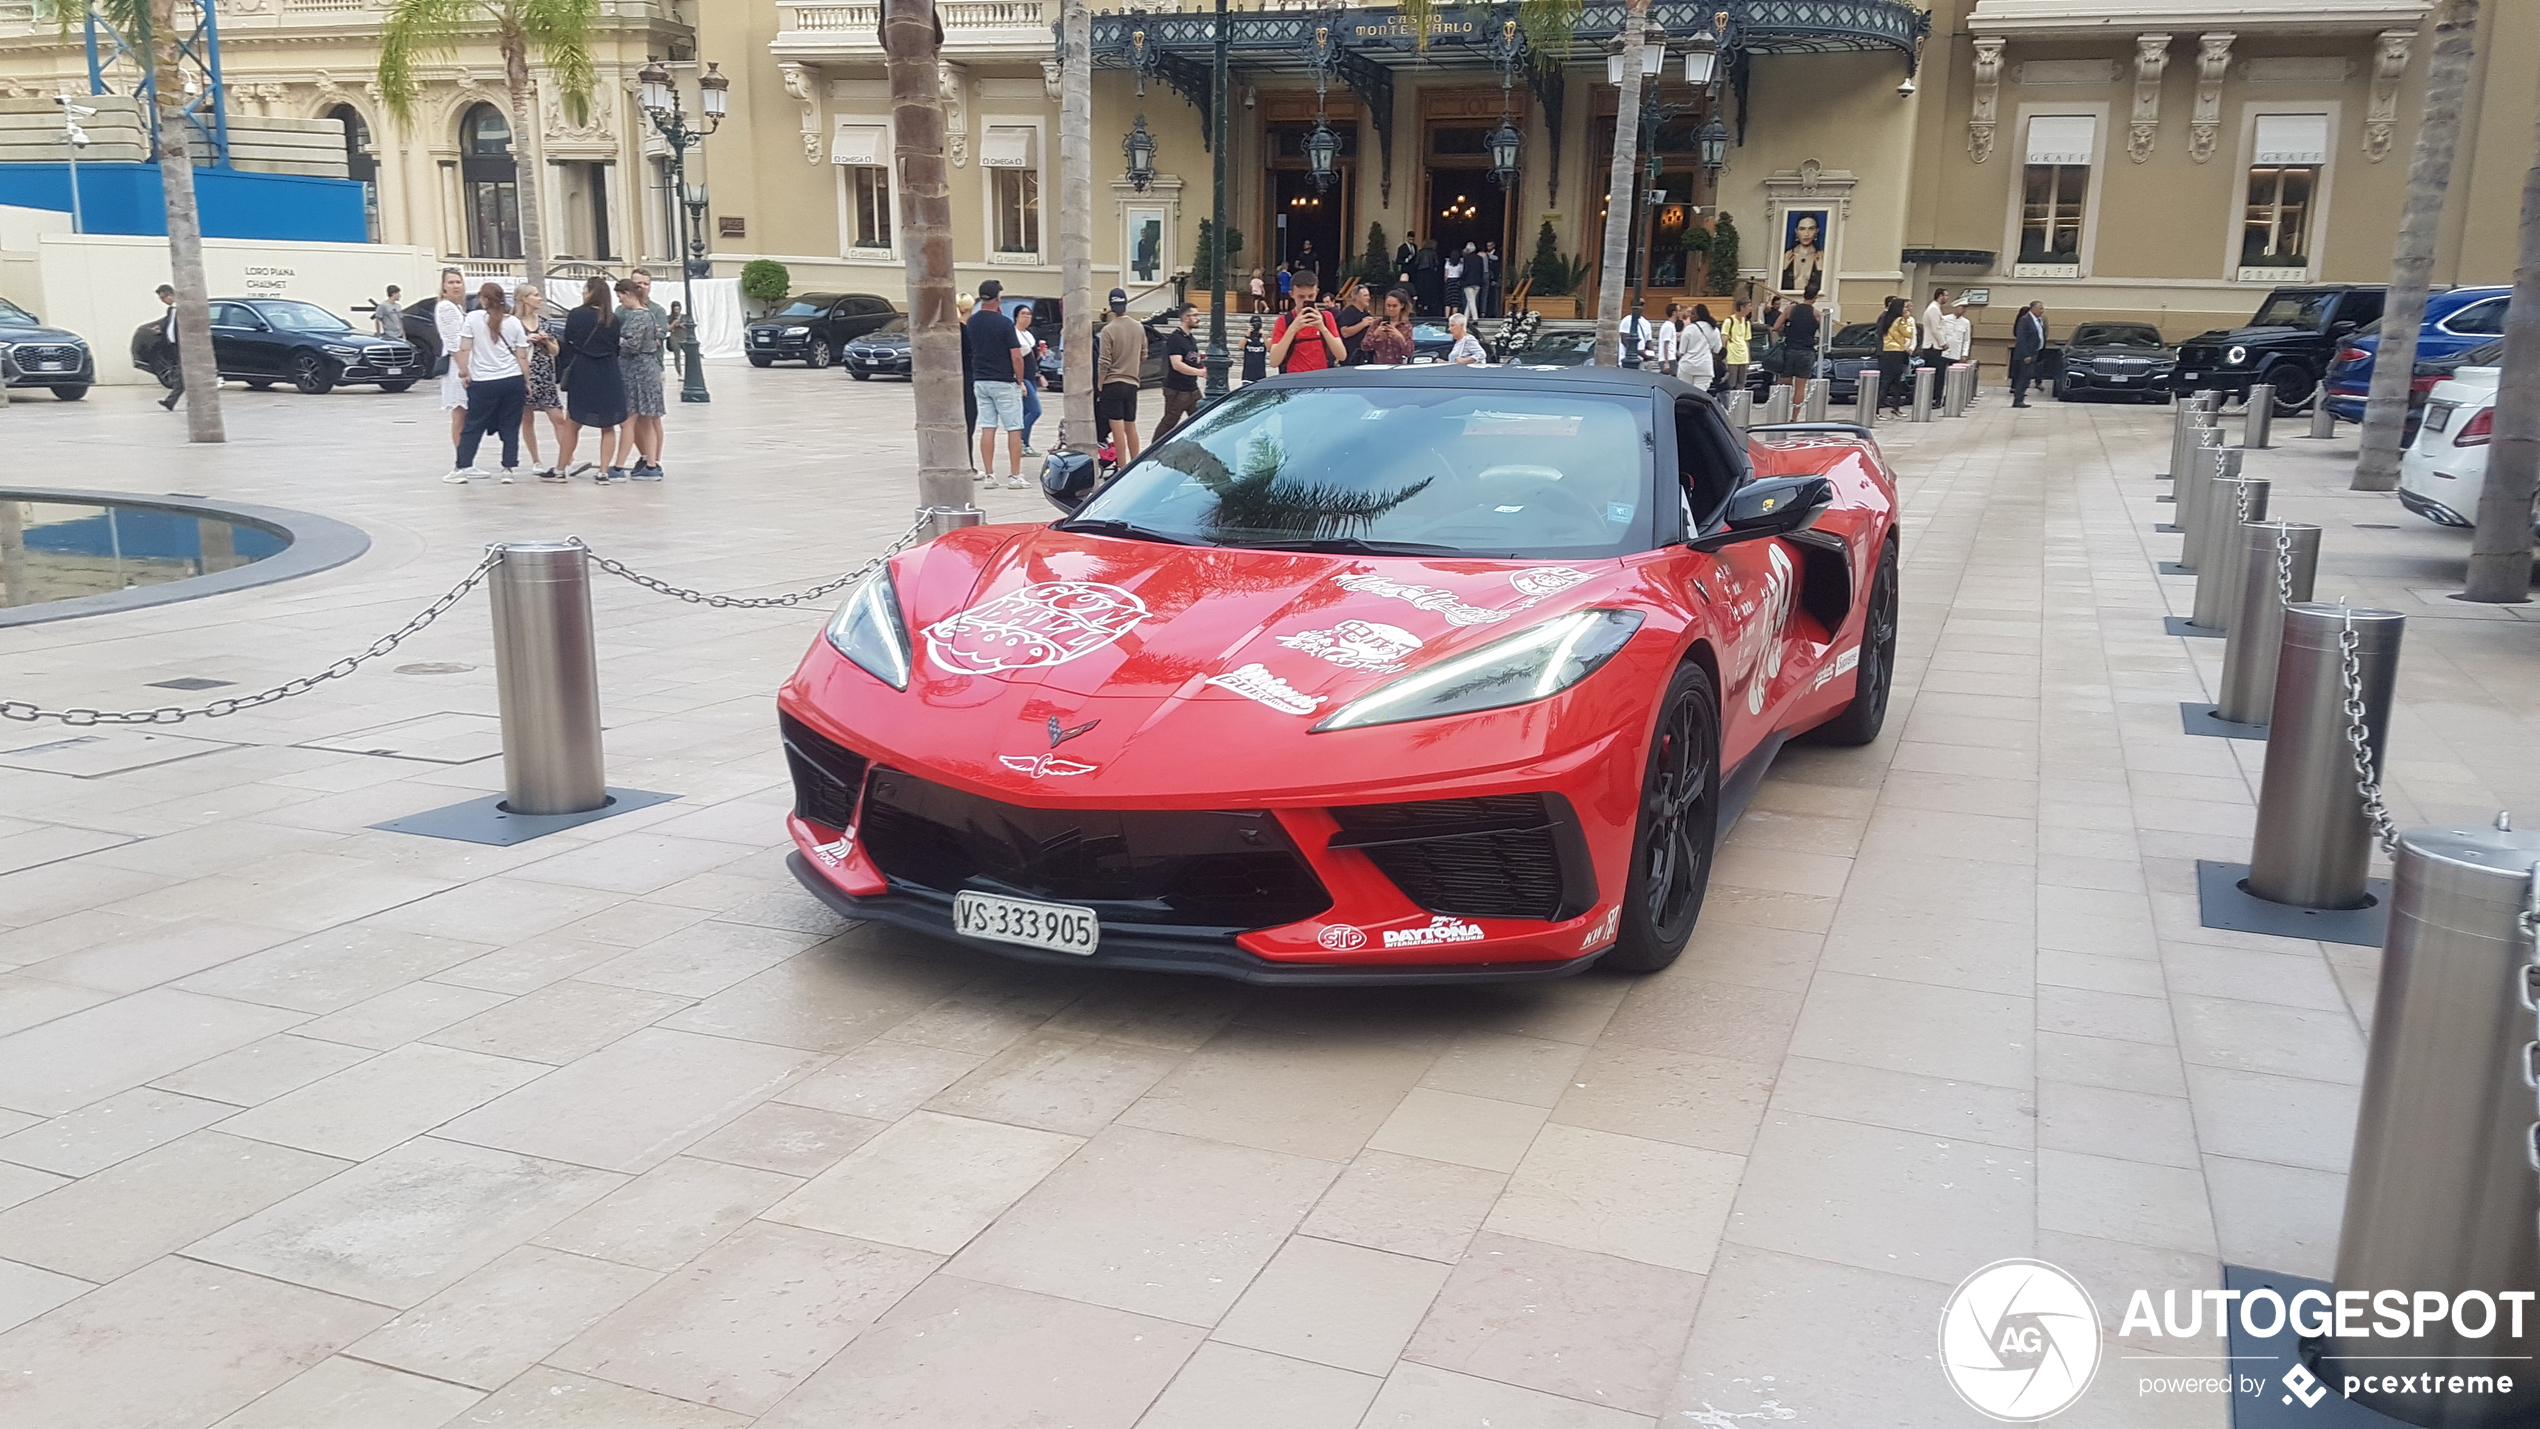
[1058, 0, 1095, 450]
[2353, 0, 2478, 492]
[2460, 104, 2540, 603]
[378, 0, 598, 287]
[39, 0, 223, 440]
[886, 0, 971, 511]
[1592, 0, 1652, 366]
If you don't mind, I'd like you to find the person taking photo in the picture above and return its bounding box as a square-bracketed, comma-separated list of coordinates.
[1267, 272, 1344, 373]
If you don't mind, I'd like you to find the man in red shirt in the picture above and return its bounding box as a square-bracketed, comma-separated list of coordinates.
[1267, 271, 1346, 374]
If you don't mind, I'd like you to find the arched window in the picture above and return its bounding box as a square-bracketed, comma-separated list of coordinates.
[328, 104, 378, 242]
[460, 102, 521, 259]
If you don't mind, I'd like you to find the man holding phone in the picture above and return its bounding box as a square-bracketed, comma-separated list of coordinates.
[1267, 271, 1345, 374]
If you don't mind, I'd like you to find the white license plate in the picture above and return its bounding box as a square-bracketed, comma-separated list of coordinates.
[38, 362, 64, 372]
[2107, 374, 2131, 383]
[953, 890, 1099, 956]
[2427, 404, 2454, 432]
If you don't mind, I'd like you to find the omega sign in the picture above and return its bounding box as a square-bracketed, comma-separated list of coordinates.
[241, 266, 296, 295]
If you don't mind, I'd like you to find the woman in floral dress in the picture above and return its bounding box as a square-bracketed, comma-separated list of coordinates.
[516, 286, 569, 481]
[616, 277, 667, 480]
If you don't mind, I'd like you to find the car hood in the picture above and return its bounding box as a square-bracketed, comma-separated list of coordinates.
[2182, 325, 2316, 347]
[0, 322, 82, 344]
[852, 332, 911, 348]
[845, 525, 1632, 793]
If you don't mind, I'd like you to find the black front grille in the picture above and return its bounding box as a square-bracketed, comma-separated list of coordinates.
[858, 769, 1329, 930]
[781, 712, 868, 833]
[13, 344, 81, 369]
[1328, 794, 1594, 922]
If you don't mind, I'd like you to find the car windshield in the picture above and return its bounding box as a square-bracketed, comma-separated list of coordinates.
[865, 317, 908, 339]
[772, 299, 831, 318]
[1514, 330, 1596, 363]
[2071, 323, 2163, 348]
[1831, 324, 1879, 349]
[1067, 384, 1653, 559]
[0, 298, 36, 325]
[2251, 292, 2338, 330]
[257, 301, 351, 333]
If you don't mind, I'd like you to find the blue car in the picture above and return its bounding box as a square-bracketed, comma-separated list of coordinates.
[2324, 285, 2509, 422]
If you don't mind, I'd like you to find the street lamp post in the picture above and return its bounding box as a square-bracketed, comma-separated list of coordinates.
[638, 59, 726, 404]
[1203, 0, 1229, 398]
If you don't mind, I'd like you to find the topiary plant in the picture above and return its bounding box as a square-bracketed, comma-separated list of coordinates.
[1706, 212, 1741, 295]
[1360, 221, 1392, 286]
[740, 259, 790, 312]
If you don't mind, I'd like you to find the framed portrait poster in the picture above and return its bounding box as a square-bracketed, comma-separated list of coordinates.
[1125, 208, 1167, 286]
[1777, 207, 1832, 298]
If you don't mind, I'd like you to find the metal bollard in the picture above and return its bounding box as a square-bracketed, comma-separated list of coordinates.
[2242, 383, 2274, 448]
[1910, 366, 1936, 422]
[1942, 364, 1971, 418]
[2246, 603, 2404, 909]
[1801, 378, 1829, 424]
[2321, 820, 2540, 1429]
[487, 541, 608, 817]
[1763, 385, 1793, 425]
[1725, 388, 1753, 430]
[1854, 370, 1882, 426]
[2188, 478, 2269, 630]
[2175, 435, 2235, 570]
[2215, 521, 2321, 725]
[2165, 405, 2211, 482]
[922, 505, 986, 539]
[2308, 399, 2337, 439]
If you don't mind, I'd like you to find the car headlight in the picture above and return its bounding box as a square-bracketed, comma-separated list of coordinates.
[825, 568, 912, 690]
[783, 326, 810, 336]
[324, 344, 361, 358]
[2225, 345, 2248, 366]
[1313, 609, 1643, 733]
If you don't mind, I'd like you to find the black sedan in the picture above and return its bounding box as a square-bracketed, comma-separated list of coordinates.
[1808, 323, 1883, 404]
[747, 293, 898, 368]
[2055, 322, 2175, 403]
[0, 296, 94, 400]
[134, 298, 421, 394]
[843, 316, 911, 379]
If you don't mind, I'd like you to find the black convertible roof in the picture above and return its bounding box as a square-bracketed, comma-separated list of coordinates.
[1243, 362, 1714, 404]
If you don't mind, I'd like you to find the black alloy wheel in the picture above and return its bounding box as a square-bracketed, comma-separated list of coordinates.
[246, 380, 275, 390]
[1606, 662, 1721, 973]
[51, 385, 88, 401]
[2264, 364, 2317, 414]
[1803, 537, 1900, 747]
[848, 368, 872, 381]
[809, 339, 835, 369]
[289, 352, 335, 395]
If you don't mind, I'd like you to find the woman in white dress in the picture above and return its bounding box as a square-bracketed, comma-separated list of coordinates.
[432, 268, 469, 457]
[1676, 303, 1723, 390]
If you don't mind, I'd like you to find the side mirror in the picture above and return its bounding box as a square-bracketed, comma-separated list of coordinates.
[2329, 320, 2358, 336]
[1691, 475, 1834, 552]
[1041, 448, 1100, 514]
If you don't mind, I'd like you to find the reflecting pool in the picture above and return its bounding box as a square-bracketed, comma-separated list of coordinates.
[0, 500, 289, 609]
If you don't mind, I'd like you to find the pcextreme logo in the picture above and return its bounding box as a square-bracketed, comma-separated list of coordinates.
[1939, 1259, 2102, 1422]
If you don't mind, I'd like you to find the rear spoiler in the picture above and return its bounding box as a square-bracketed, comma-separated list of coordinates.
[1746, 421, 1876, 441]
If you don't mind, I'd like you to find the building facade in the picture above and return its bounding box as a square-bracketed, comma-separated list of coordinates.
[2, 0, 2532, 348]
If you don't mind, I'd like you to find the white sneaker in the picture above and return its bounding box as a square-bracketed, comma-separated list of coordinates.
[565, 461, 597, 480]
[972, 470, 990, 483]
[1005, 474, 1030, 489]
[442, 469, 471, 484]
[499, 469, 515, 484]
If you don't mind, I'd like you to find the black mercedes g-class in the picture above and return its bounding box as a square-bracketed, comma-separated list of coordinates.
[2170, 284, 2385, 413]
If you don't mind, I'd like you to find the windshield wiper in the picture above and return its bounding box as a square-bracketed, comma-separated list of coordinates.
[1240, 536, 1462, 556]
[1052, 517, 1209, 546]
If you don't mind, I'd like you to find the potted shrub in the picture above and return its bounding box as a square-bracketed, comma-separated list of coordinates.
[1522, 218, 1589, 317]
[740, 259, 790, 316]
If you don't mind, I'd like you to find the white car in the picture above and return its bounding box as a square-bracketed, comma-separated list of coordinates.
[2397, 366, 2514, 529]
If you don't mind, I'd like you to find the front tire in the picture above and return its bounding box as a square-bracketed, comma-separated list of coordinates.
[1605, 663, 1721, 974]
[1802, 538, 1900, 747]
[51, 385, 87, 401]
[289, 353, 334, 395]
[378, 381, 415, 393]
[2263, 364, 2317, 414]
[809, 339, 835, 369]
[849, 370, 872, 381]
[749, 354, 774, 369]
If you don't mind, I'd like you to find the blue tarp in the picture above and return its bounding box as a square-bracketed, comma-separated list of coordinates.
[0, 161, 365, 243]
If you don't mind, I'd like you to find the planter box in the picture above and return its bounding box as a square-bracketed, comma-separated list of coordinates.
[1520, 294, 1583, 318]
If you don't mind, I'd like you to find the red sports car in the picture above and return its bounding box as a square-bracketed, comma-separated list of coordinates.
[779, 366, 1899, 982]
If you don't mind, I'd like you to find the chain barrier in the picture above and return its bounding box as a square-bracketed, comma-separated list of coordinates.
[2336, 604, 2402, 854]
[1, 551, 504, 727]
[2273, 522, 2297, 607]
[0, 516, 935, 727]
[572, 512, 932, 610]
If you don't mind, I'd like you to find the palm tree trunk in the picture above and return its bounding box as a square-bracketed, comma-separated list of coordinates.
[148, 0, 220, 442]
[886, 0, 969, 511]
[1058, 0, 1095, 451]
[1592, 0, 1650, 368]
[502, 29, 549, 287]
[2354, 0, 2478, 491]
[2461, 103, 2540, 602]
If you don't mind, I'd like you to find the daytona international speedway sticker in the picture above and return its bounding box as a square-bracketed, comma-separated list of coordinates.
[926, 580, 1150, 675]
[1333, 572, 1512, 627]
[1206, 663, 1325, 715]
[1384, 916, 1485, 949]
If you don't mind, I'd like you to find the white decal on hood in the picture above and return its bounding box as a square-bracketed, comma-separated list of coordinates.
[1206, 662, 1326, 715]
[1509, 566, 1590, 598]
[997, 754, 1098, 778]
[925, 580, 1150, 675]
[1278, 620, 1423, 673]
[1384, 916, 1486, 949]
[1333, 572, 1512, 627]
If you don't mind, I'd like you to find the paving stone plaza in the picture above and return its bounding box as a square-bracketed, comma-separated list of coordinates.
[1, 369, 2536, 1428]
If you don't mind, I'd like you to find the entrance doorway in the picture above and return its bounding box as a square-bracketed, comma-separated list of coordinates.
[1271, 169, 1345, 291]
[1426, 178, 1504, 282]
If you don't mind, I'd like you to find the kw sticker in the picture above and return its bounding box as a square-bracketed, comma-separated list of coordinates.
[1334, 572, 1512, 627]
[1384, 916, 1486, 949]
[1579, 904, 1623, 952]
[1206, 663, 1326, 715]
[925, 580, 1150, 675]
[1278, 620, 1423, 673]
[997, 754, 1098, 778]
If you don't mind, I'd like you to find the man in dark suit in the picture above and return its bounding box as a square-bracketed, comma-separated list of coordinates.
[1396, 233, 1417, 284]
[2011, 301, 2047, 408]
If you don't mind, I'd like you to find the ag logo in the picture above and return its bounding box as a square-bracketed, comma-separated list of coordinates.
[1938, 1259, 2101, 1422]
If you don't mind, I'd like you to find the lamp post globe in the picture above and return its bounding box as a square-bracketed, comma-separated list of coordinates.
[1487, 120, 1521, 190]
[1124, 115, 1156, 192]
[637, 59, 672, 116]
[697, 62, 729, 120]
[1697, 116, 1728, 174]
[1683, 31, 1720, 87]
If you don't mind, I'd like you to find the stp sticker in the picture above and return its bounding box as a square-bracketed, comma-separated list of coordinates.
[1333, 572, 1512, 627]
[1206, 663, 1326, 715]
[1278, 620, 1423, 672]
[1579, 904, 1623, 952]
[996, 754, 1097, 778]
[1317, 924, 1369, 951]
[925, 580, 1150, 675]
[1384, 916, 1486, 949]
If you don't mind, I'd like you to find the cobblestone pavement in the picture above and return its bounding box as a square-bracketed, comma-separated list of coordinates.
[0, 370, 2535, 1427]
